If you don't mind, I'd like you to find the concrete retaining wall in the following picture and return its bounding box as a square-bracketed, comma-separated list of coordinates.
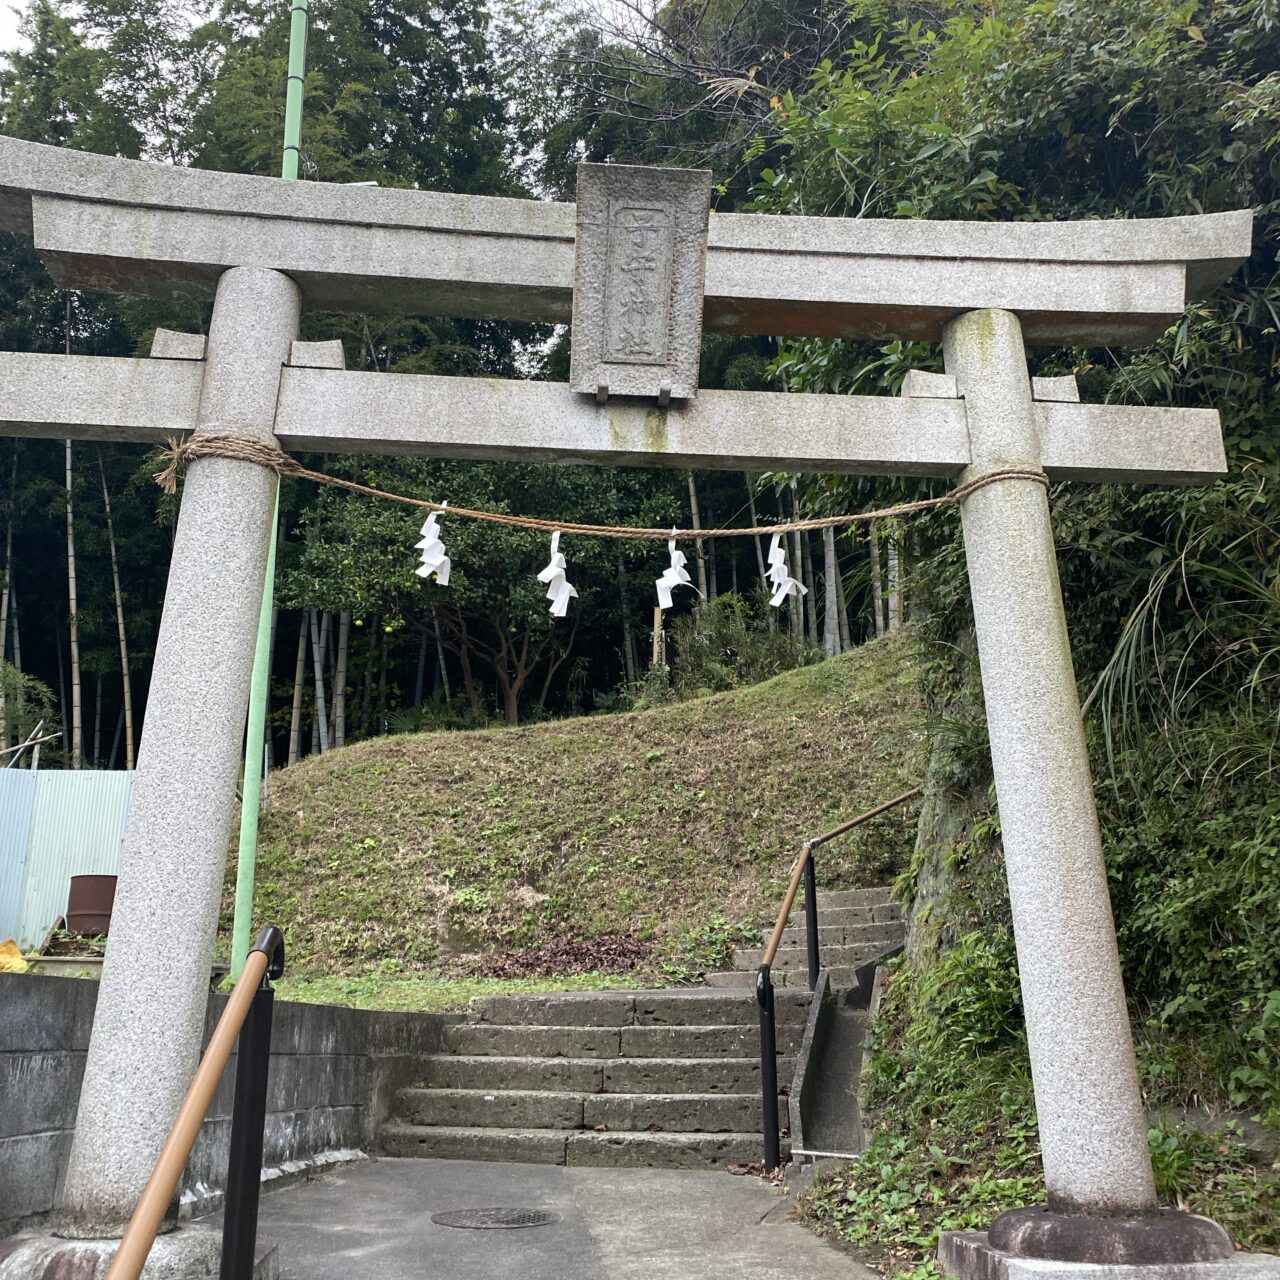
[0, 974, 443, 1232]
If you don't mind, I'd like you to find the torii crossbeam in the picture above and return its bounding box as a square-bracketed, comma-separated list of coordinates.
[0, 135, 1268, 1280]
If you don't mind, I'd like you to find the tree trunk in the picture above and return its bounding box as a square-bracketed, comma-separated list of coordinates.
[887, 531, 902, 632]
[434, 615, 451, 703]
[414, 632, 428, 705]
[322, 611, 337, 747]
[288, 613, 307, 766]
[455, 623, 482, 717]
[0, 446, 14, 745]
[109, 704, 124, 769]
[499, 675, 519, 726]
[706, 505, 718, 600]
[56, 621, 67, 745]
[377, 627, 389, 724]
[837, 553, 852, 652]
[869, 519, 886, 638]
[308, 609, 330, 753]
[64, 435, 82, 768]
[617, 551, 636, 687]
[334, 610, 350, 748]
[687, 473, 708, 599]
[803, 530, 820, 641]
[493, 627, 530, 726]
[746, 477, 768, 588]
[92, 673, 102, 766]
[99, 455, 136, 769]
[358, 617, 377, 733]
[788, 483, 807, 640]
[779, 488, 801, 638]
[538, 619, 579, 711]
[10, 576, 20, 672]
[822, 525, 842, 657]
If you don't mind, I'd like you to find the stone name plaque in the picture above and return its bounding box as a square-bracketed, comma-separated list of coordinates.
[571, 162, 712, 402]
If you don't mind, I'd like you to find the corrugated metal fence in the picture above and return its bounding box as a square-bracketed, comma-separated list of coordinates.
[0, 771, 133, 948]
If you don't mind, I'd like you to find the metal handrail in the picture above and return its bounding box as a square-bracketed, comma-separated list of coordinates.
[106, 926, 285, 1280]
[755, 786, 921, 1171]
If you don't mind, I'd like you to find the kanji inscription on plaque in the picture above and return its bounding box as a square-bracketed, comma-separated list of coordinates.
[606, 203, 673, 365]
[571, 163, 711, 402]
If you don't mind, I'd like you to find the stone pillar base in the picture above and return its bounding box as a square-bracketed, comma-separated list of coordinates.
[0, 1227, 278, 1280]
[940, 1231, 1280, 1280]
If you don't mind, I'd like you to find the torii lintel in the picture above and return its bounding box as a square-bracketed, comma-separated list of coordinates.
[0, 135, 1253, 347]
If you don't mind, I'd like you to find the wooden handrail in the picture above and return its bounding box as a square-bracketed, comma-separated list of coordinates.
[810, 786, 923, 848]
[106, 947, 271, 1280]
[761, 844, 814, 969]
[758, 786, 923, 970]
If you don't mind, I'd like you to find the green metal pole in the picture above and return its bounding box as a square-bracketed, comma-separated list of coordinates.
[281, 0, 309, 182]
[230, 0, 309, 980]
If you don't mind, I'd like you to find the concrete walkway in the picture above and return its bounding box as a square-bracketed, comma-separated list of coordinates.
[256, 1157, 875, 1280]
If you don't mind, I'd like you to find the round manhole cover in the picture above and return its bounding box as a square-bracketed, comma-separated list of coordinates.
[431, 1208, 561, 1230]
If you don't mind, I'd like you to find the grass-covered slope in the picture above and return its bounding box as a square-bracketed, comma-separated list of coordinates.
[239, 636, 925, 976]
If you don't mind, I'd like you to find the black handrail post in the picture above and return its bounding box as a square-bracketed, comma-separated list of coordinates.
[803, 840, 820, 992]
[220, 927, 285, 1280]
[756, 964, 781, 1173]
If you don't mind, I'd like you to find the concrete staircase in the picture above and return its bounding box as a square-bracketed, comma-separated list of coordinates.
[705, 886, 904, 990]
[378, 988, 810, 1168]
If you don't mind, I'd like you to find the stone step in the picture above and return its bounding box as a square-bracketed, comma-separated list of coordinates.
[766, 921, 905, 950]
[814, 903, 902, 927]
[702, 969, 819, 989]
[443, 1021, 802, 1060]
[704, 966, 866, 991]
[380, 1123, 783, 1169]
[467, 988, 810, 1028]
[399, 1087, 584, 1130]
[619, 1023, 801, 1058]
[419, 1054, 797, 1094]
[421, 1054, 605, 1092]
[586, 1091, 761, 1133]
[815, 887, 892, 911]
[567, 1129, 780, 1169]
[396, 1087, 763, 1133]
[603, 1055, 797, 1094]
[381, 1123, 569, 1165]
[443, 1024, 621, 1059]
[732, 942, 891, 973]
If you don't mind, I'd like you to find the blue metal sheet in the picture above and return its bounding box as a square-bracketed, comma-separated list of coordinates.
[0, 771, 37, 942]
[15, 772, 133, 949]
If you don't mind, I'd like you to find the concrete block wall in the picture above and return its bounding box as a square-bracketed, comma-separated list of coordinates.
[0, 974, 443, 1233]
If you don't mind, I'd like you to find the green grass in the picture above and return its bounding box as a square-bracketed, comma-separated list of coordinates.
[228, 635, 925, 977]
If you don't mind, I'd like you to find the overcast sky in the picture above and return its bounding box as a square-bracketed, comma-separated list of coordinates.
[1, 4, 24, 56]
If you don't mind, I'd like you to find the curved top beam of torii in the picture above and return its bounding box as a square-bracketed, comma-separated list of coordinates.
[0, 134, 1254, 347]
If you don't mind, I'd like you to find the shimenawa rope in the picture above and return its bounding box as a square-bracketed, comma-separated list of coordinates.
[154, 433, 1049, 540]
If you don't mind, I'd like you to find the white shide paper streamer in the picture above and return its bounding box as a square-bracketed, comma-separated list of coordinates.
[765, 532, 807, 607]
[536, 531, 579, 618]
[655, 531, 703, 611]
[415, 505, 451, 586]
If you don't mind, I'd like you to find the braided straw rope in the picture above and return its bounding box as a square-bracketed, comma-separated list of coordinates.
[154, 433, 1049, 540]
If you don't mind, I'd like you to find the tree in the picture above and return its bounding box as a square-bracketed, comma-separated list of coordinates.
[752, 0, 1280, 1102]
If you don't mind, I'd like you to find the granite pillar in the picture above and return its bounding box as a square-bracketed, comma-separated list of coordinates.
[57, 267, 300, 1237]
[944, 308, 1156, 1216]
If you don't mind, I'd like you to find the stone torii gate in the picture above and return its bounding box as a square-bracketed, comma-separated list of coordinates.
[0, 134, 1271, 1280]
